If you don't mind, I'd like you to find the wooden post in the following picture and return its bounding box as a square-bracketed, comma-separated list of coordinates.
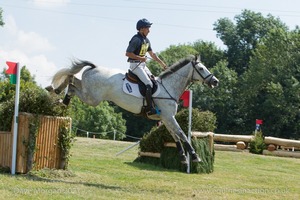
[264, 136, 300, 148]
[139, 152, 161, 158]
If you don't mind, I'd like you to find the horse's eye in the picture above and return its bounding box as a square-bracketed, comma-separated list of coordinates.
[199, 67, 204, 70]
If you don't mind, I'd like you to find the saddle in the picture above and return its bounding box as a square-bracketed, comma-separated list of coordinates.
[125, 70, 158, 96]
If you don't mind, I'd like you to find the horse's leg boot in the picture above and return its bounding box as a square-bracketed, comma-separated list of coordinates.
[176, 141, 188, 165]
[191, 153, 201, 163]
[62, 94, 71, 106]
[183, 141, 202, 163]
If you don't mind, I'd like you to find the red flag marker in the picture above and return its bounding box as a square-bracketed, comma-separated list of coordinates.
[180, 90, 190, 107]
[256, 119, 263, 125]
[6, 61, 18, 75]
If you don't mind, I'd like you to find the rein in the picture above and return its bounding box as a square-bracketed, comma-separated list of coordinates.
[154, 78, 177, 102]
[153, 58, 214, 102]
[155, 60, 214, 102]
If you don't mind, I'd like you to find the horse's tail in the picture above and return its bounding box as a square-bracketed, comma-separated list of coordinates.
[52, 60, 96, 89]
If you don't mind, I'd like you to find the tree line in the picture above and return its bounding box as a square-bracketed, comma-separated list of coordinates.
[1, 9, 300, 139]
[148, 10, 300, 139]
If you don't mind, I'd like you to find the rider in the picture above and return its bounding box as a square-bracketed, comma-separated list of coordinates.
[126, 18, 167, 116]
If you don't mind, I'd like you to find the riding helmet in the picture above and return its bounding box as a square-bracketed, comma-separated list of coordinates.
[136, 18, 152, 30]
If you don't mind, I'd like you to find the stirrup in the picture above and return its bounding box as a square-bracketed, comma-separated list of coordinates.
[146, 107, 158, 116]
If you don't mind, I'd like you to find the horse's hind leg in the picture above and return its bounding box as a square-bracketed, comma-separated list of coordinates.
[63, 77, 98, 106]
[163, 116, 201, 163]
[54, 77, 70, 94]
[62, 76, 82, 105]
[45, 75, 72, 94]
[175, 139, 189, 164]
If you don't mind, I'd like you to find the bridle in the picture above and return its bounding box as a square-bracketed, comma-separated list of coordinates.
[155, 59, 215, 102]
[191, 60, 214, 85]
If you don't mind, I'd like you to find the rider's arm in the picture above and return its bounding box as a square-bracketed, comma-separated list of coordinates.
[125, 52, 147, 62]
[148, 51, 167, 69]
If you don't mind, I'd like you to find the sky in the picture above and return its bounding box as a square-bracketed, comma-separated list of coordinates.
[1, 0, 300, 88]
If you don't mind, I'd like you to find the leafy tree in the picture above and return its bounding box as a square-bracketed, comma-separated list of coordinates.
[0, 8, 4, 27]
[0, 78, 15, 103]
[193, 60, 240, 134]
[148, 44, 197, 76]
[0, 69, 67, 131]
[1, 66, 36, 103]
[20, 66, 36, 83]
[148, 41, 224, 76]
[192, 40, 225, 69]
[69, 97, 126, 140]
[214, 9, 288, 75]
[1, 69, 8, 81]
[116, 108, 157, 141]
[237, 27, 300, 138]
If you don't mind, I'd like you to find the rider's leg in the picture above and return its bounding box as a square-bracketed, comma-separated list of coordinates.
[145, 84, 157, 115]
[130, 63, 153, 87]
[130, 63, 157, 115]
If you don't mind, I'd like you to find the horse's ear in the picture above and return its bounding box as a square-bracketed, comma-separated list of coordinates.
[195, 54, 201, 63]
[197, 54, 201, 62]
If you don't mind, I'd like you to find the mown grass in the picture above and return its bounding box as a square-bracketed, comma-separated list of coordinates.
[0, 137, 299, 200]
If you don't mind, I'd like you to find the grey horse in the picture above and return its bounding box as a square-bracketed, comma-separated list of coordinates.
[48, 55, 219, 164]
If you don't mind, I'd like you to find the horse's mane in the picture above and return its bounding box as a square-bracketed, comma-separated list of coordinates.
[159, 55, 195, 79]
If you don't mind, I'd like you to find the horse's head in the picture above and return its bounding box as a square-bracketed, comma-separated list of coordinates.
[191, 55, 219, 88]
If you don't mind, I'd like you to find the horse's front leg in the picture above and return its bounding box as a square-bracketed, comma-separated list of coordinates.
[167, 133, 188, 164]
[162, 116, 201, 163]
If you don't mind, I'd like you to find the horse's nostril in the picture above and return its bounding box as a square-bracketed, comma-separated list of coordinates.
[213, 80, 219, 86]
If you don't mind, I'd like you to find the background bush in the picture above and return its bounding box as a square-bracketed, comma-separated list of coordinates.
[249, 131, 266, 154]
[139, 108, 216, 152]
[0, 81, 66, 131]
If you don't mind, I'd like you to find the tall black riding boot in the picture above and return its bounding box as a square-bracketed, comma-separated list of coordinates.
[145, 84, 157, 115]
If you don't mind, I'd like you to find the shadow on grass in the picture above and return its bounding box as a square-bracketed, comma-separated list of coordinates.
[30, 174, 121, 190]
[1, 170, 121, 191]
[125, 160, 180, 173]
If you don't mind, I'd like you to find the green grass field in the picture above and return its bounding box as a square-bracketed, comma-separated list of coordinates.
[0, 137, 299, 200]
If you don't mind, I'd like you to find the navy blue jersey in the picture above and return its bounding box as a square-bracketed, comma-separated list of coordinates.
[126, 32, 152, 62]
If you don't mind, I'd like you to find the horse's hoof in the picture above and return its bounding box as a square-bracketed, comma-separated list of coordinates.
[191, 153, 202, 163]
[54, 89, 61, 94]
[180, 154, 188, 165]
[45, 85, 54, 92]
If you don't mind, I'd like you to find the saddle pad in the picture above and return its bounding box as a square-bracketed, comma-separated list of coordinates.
[123, 79, 160, 98]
